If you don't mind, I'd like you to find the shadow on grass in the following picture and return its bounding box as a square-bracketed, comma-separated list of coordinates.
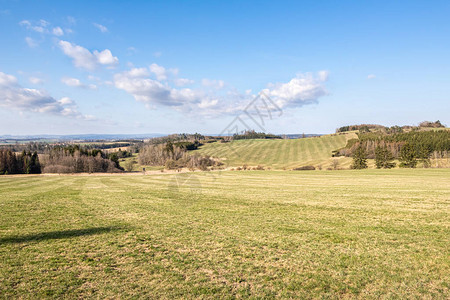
[0, 226, 124, 244]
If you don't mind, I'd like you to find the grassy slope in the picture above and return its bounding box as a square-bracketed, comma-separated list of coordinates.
[194, 133, 357, 169]
[1, 169, 449, 298]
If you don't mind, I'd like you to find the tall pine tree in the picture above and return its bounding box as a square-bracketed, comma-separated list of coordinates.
[375, 145, 396, 169]
[399, 143, 417, 168]
[351, 145, 368, 169]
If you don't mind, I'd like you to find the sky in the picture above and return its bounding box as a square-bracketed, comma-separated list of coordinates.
[0, 0, 449, 135]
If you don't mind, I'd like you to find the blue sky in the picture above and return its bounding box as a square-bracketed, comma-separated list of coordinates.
[0, 0, 449, 135]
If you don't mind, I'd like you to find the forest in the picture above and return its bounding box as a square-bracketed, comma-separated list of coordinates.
[0, 150, 41, 175]
[335, 129, 450, 169]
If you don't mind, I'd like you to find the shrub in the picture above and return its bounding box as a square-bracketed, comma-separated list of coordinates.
[124, 159, 137, 172]
[165, 159, 177, 170]
[293, 165, 315, 171]
[331, 159, 339, 170]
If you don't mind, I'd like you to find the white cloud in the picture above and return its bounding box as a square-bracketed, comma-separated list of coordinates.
[202, 78, 225, 89]
[0, 72, 91, 119]
[93, 23, 108, 33]
[93, 49, 118, 65]
[174, 78, 194, 86]
[58, 40, 119, 70]
[29, 77, 44, 85]
[19, 20, 31, 27]
[52, 27, 64, 36]
[114, 66, 328, 118]
[20, 19, 50, 33]
[114, 71, 188, 106]
[367, 74, 376, 79]
[61, 77, 97, 89]
[58, 97, 73, 105]
[149, 63, 167, 81]
[198, 99, 218, 108]
[25, 37, 38, 48]
[114, 68, 236, 116]
[126, 67, 150, 77]
[262, 71, 328, 109]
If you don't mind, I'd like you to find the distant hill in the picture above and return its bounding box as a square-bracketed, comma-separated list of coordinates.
[336, 120, 446, 133]
[0, 133, 166, 144]
[194, 132, 356, 169]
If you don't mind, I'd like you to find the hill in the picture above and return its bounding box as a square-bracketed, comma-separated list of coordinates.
[194, 132, 357, 169]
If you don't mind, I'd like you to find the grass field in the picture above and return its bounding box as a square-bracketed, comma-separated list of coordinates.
[0, 169, 449, 298]
[194, 133, 356, 169]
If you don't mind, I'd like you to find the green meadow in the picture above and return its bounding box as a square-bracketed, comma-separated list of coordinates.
[194, 133, 356, 169]
[1, 169, 449, 298]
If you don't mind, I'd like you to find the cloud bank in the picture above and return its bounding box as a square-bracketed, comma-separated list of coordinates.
[114, 65, 329, 117]
[0, 72, 93, 119]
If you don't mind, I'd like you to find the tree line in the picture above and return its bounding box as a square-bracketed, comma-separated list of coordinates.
[337, 120, 445, 133]
[40, 145, 123, 173]
[232, 130, 281, 140]
[346, 130, 450, 169]
[139, 142, 221, 171]
[0, 150, 41, 175]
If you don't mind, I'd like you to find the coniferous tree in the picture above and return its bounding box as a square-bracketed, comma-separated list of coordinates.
[399, 143, 417, 168]
[417, 145, 431, 168]
[351, 145, 368, 169]
[375, 146, 396, 169]
[6, 150, 17, 174]
[0, 150, 6, 174]
[30, 151, 41, 174]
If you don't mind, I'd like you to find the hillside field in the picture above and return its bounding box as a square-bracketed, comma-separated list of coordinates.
[1, 169, 449, 298]
[194, 133, 357, 169]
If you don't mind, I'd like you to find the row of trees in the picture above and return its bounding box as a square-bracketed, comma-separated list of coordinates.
[351, 143, 433, 169]
[336, 124, 385, 133]
[145, 133, 207, 145]
[338, 130, 450, 163]
[39, 145, 123, 173]
[337, 120, 445, 133]
[356, 130, 450, 152]
[1, 142, 49, 154]
[139, 142, 221, 170]
[41, 149, 122, 173]
[0, 150, 41, 175]
[232, 130, 281, 140]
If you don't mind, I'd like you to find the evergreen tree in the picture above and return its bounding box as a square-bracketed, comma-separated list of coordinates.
[30, 151, 41, 174]
[351, 145, 368, 169]
[0, 150, 6, 174]
[399, 143, 417, 168]
[375, 145, 396, 169]
[6, 150, 17, 174]
[417, 145, 431, 168]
